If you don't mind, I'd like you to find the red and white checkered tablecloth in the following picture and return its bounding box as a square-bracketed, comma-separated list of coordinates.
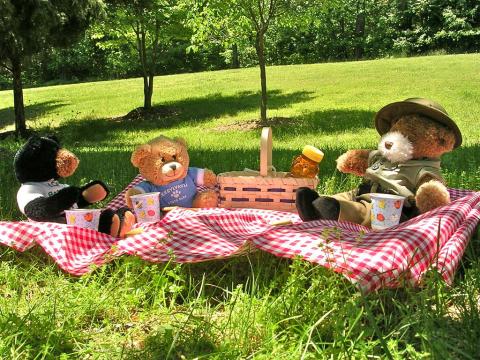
[1, 178, 479, 292]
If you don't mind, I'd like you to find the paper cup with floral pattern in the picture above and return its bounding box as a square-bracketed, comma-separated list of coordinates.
[65, 209, 102, 230]
[370, 194, 405, 230]
[130, 192, 161, 223]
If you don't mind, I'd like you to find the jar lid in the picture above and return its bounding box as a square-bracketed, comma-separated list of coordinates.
[302, 145, 324, 163]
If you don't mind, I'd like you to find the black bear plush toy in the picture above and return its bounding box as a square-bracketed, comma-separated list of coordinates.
[14, 135, 135, 237]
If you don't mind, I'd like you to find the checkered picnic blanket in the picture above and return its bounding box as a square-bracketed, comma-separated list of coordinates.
[1, 174, 479, 292]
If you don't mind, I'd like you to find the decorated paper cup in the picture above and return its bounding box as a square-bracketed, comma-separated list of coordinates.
[65, 209, 102, 230]
[130, 192, 161, 223]
[370, 194, 405, 230]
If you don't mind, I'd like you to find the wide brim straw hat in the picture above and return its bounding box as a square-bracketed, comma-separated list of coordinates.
[374, 97, 462, 148]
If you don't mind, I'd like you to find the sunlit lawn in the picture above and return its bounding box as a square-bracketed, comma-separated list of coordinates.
[0, 54, 480, 358]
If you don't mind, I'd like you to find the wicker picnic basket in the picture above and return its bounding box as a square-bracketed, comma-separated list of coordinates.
[217, 127, 319, 212]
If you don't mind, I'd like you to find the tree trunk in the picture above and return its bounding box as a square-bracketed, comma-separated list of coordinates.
[11, 57, 27, 137]
[144, 73, 153, 109]
[339, 17, 347, 59]
[255, 32, 268, 122]
[355, 1, 366, 60]
[137, 27, 153, 110]
[232, 43, 240, 68]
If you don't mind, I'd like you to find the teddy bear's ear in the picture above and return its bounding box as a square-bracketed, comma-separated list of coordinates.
[131, 144, 152, 167]
[44, 134, 60, 146]
[173, 137, 187, 148]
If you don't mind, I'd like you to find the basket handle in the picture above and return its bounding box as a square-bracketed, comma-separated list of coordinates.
[260, 127, 273, 177]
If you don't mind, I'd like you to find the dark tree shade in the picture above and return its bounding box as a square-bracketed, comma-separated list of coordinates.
[0, 0, 104, 137]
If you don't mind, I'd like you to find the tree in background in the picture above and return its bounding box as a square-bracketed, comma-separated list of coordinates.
[190, 0, 302, 122]
[0, 0, 104, 137]
[103, 0, 188, 111]
[392, 0, 480, 54]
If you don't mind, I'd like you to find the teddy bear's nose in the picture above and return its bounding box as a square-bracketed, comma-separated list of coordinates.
[385, 141, 393, 150]
[170, 164, 177, 171]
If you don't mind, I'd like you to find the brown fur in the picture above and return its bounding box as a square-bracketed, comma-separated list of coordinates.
[336, 149, 371, 176]
[131, 136, 190, 186]
[416, 180, 451, 213]
[56, 149, 79, 178]
[390, 114, 456, 158]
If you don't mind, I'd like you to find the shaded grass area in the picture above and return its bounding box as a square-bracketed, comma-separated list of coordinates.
[1, 54, 480, 358]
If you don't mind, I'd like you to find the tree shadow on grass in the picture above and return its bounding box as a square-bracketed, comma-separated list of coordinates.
[45, 90, 314, 142]
[271, 109, 377, 140]
[0, 100, 67, 130]
[164, 89, 315, 120]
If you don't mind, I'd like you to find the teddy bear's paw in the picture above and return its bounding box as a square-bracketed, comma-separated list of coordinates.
[336, 150, 371, 176]
[203, 169, 217, 187]
[296, 187, 320, 221]
[82, 183, 108, 204]
[192, 190, 218, 208]
[416, 180, 450, 213]
[312, 196, 340, 220]
[125, 188, 143, 209]
[118, 211, 136, 238]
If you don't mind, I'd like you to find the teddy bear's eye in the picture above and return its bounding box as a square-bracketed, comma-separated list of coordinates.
[160, 157, 165, 163]
[172, 155, 177, 161]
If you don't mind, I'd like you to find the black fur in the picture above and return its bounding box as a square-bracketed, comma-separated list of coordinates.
[296, 187, 321, 221]
[296, 187, 340, 221]
[312, 196, 340, 220]
[14, 135, 60, 183]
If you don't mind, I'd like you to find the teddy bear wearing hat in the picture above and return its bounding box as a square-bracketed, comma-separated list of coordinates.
[296, 98, 462, 227]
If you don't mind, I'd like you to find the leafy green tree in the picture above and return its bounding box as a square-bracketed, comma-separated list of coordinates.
[392, 0, 480, 54]
[103, 0, 188, 110]
[0, 0, 104, 137]
[190, 0, 302, 122]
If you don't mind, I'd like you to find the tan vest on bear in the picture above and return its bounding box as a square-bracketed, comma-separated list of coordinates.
[362, 150, 444, 207]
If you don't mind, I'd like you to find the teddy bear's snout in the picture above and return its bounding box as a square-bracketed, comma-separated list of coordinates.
[378, 131, 413, 163]
[161, 161, 183, 177]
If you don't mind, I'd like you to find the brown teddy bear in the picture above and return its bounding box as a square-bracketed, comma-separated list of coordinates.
[125, 135, 218, 209]
[296, 98, 462, 227]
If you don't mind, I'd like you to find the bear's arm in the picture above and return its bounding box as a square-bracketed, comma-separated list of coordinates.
[415, 169, 450, 213]
[78, 180, 110, 207]
[187, 167, 217, 187]
[336, 149, 373, 177]
[203, 169, 217, 187]
[23, 187, 82, 221]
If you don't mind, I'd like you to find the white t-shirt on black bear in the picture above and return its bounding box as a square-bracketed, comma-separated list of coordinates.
[17, 179, 78, 215]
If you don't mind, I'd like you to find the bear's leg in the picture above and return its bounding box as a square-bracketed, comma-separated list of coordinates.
[117, 208, 136, 238]
[99, 208, 136, 237]
[99, 209, 118, 236]
[296, 187, 321, 221]
[333, 191, 372, 227]
[192, 190, 218, 208]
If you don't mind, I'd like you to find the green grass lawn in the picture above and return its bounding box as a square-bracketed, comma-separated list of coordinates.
[1, 53, 480, 358]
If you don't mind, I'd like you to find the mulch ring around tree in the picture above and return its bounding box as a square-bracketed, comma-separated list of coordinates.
[214, 117, 299, 131]
[111, 106, 180, 125]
